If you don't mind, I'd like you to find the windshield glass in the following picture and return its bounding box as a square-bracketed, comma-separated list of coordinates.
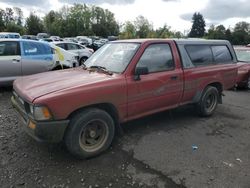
[235, 49, 250, 62]
[84, 42, 140, 73]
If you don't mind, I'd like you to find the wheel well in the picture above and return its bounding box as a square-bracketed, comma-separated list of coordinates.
[52, 65, 69, 70]
[192, 82, 223, 104]
[207, 82, 223, 104]
[208, 82, 223, 93]
[80, 56, 88, 61]
[68, 103, 121, 133]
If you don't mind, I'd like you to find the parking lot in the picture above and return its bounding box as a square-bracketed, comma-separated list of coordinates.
[0, 87, 250, 188]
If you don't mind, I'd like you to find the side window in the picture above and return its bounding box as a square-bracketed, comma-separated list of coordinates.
[136, 44, 174, 73]
[0, 41, 20, 56]
[56, 43, 66, 50]
[78, 45, 85, 49]
[23, 42, 52, 56]
[212, 46, 232, 63]
[186, 45, 213, 66]
[67, 43, 79, 50]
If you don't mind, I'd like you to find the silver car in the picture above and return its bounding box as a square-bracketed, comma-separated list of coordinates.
[0, 39, 78, 86]
[53, 41, 94, 65]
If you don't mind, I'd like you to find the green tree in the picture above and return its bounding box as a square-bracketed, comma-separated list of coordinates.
[4, 8, 14, 26]
[155, 24, 173, 38]
[215, 25, 226, 39]
[207, 24, 226, 39]
[0, 9, 5, 31]
[25, 13, 44, 35]
[91, 6, 119, 37]
[188, 12, 206, 38]
[225, 29, 232, 42]
[234, 21, 250, 33]
[13, 7, 23, 26]
[68, 4, 89, 36]
[120, 21, 136, 39]
[2, 7, 25, 33]
[44, 4, 119, 37]
[6, 22, 24, 34]
[173, 31, 183, 38]
[44, 10, 66, 36]
[134, 15, 153, 38]
[232, 21, 250, 45]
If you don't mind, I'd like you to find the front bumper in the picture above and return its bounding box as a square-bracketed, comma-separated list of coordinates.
[11, 96, 69, 143]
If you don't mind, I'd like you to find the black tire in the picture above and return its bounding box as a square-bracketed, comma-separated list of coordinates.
[64, 108, 115, 159]
[52, 66, 68, 70]
[196, 86, 219, 117]
[79, 57, 88, 65]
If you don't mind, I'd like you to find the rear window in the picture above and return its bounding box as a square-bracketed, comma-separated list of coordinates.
[186, 45, 213, 65]
[186, 44, 233, 66]
[211, 46, 232, 63]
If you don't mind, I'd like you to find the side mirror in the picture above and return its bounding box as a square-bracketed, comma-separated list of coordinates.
[134, 67, 149, 81]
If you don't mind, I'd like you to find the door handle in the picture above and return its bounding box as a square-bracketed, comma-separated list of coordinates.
[12, 59, 20, 63]
[170, 76, 178, 80]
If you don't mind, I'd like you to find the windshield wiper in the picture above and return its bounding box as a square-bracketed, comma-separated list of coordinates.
[88, 65, 113, 75]
[89, 65, 107, 70]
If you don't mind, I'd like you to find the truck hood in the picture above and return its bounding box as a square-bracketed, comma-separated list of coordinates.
[14, 68, 114, 102]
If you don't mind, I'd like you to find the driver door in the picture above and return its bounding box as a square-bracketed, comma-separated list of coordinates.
[127, 43, 183, 119]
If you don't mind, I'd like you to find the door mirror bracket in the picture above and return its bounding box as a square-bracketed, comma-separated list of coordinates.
[134, 67, 149, 81]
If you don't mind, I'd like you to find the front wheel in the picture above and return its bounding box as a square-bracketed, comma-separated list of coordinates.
[64, 108, 115, 159]
[196, 86, 219, 117]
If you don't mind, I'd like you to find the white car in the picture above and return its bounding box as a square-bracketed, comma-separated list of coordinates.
[0, 32, 21, 39]
[49, 43, 79, 69]
[76, 36, 92, 45]
[53, 41, 94, 65]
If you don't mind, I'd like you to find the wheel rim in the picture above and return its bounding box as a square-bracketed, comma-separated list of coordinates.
[205, 93, 217, 113]
[79, 119, 109, 152]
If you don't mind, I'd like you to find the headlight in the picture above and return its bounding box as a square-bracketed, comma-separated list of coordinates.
[29, 104, 34, 114]
[30, 105, 53, 121]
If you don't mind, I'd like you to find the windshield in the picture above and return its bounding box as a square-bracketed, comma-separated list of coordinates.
[84, 42, 140, 73]
[235, 49, 250, 62]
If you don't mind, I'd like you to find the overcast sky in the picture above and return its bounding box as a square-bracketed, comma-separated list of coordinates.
[0, 0, 250, 32]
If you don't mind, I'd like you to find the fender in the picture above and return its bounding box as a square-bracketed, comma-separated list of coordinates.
[192, 84, 223, 104]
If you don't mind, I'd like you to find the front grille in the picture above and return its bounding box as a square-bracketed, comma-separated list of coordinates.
[13, 91, 25, 111]
[12, 91, 30, 114]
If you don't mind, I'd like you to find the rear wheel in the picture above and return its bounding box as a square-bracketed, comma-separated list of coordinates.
[64, 108, 115, 159]
[196, 86, 219, 117]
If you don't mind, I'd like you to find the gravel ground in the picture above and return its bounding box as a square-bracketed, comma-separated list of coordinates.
[0, 87, 249, 188]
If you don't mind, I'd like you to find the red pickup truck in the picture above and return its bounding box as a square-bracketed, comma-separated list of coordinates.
[12, 39, 238, 158]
